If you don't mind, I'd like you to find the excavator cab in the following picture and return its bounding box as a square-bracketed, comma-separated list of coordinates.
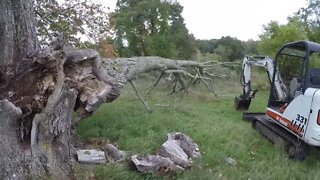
[235, 41, 320, 111]
[268, 41, 320, 108]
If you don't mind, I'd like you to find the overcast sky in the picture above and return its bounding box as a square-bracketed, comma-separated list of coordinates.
[99, 0, 308, 41]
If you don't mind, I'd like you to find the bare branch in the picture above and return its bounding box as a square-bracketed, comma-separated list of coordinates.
[101, 56, 231, 100]
[204, 72, 230, 78]
[146, 72, 164, 96]
[165, 70, 210, 80]
[174, 73, 188, 94]
[170, 80, 178, 94]
[129, 80, 152, 112]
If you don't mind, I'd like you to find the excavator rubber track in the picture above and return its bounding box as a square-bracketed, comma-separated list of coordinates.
[251, 115, 308, 160]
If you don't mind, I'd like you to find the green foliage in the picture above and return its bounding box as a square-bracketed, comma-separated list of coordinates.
[114, 0, 196, 59]
[310, 52, 320, 69]
[258, 17, 308, 57]
[35, 0, 111, 46]
[258, 17, 308, 83]
[216, 36, 244, 61]
[297, 0, 320, 42]
[242, 39, 259, 55]
[195, 39, 218, 54]
[199, 53, 223, 62]
[195, 37, 245, 62]
[214, 44, 232, 61]
[77, 38, 118, 58]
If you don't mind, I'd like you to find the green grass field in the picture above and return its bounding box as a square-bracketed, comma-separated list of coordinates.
[76, 76, 320, 180]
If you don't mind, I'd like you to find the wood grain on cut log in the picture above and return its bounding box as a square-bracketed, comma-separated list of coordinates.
[131, 154, 184, 175]
[167, 132, 201, 158]
[157, 140, 190, 168]
[132, 132, 200, 175]
[77, 149, 106, 164]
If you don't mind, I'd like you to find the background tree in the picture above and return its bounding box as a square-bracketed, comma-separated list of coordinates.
[195, 39, 218, 54]
[258, 17, 308, 57]
[195, 37, 245, 62]
[297, 0, 320, 42]
[242, 39, 259, 55]
[215, 36, 244, 61]
[258, 17, 309, 82]
[114, 0, 196, 59]
[35, 0, 111, 47]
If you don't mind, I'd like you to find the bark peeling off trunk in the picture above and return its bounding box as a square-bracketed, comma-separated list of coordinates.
[30, 89, 77, 179]
[62, 46, 117, 115]
[28, 47, 77, 179]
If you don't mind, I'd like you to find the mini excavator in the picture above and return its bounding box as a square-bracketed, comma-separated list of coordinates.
[235, 41, 320, 160]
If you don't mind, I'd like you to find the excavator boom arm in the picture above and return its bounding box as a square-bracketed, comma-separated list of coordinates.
[235, 56, 288, 110]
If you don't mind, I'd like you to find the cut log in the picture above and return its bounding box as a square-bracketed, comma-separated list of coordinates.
[167, 132, 201, 158]
[132, 132, 201, 175]
[157, 140, 190, 168]
[77, 149, 106, 164]
[104, 144, 126, 163]
[131, 154, 184, 175]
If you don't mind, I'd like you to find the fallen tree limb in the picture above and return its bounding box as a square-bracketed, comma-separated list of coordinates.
[101, 56, 232, 110]
[129, 80, 152, 112]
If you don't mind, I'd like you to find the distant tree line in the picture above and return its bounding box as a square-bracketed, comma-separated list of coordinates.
[34, 0, 320, 62]
[195, 37, 258, 62]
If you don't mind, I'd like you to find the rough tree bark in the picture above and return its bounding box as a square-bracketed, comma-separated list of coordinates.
[0, 0, 226, 179]
[0, 0, 37, 65]
[0, 0, 37, 179]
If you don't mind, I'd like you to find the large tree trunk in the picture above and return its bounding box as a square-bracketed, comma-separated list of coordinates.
[0, 100, 27, 179]
[0, 0, 75, 179]
[0, 0, 37, 65]
[0, 0, 37, 179]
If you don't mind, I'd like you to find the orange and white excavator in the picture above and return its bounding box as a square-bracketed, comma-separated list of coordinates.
[235, 41, 320, 160]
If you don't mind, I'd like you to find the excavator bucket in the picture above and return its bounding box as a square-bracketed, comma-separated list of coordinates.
[234, 96, 251, 110]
